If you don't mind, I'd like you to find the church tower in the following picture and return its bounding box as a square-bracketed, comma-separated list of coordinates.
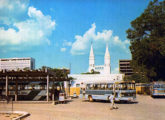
[88, 43, 95, 72]
[104, 44, 111, 74]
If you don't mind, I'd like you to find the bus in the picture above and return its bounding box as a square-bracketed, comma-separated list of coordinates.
[84, 81, 136, 102]
[151, 82, 165, 97]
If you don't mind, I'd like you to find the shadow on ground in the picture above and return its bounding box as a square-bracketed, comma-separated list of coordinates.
[151, 96, 165, 99]
[81, 99, 138, 104]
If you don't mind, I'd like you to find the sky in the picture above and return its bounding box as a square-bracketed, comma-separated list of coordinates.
[0, 0, 151, 74]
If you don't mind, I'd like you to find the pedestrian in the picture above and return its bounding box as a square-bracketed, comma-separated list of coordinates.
[109, 92, 118, 110]
[82, 88, 85, 96]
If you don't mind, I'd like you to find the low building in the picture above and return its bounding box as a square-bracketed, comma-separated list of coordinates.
[0, 68, 69, 101]
[0, 57, 35, 70]
[119, 59, 134, 76]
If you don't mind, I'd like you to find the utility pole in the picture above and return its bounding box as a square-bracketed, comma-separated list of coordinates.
[69, 63, 71, 74]
[69, 63, 71, 97]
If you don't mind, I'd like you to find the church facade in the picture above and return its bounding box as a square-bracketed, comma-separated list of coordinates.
[88, 43, 111, 74]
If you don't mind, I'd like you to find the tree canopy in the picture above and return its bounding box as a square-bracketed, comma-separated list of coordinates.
[81, 69, 100, 74]
[127, 0, 165, 82]
[40, 66, 70, 78]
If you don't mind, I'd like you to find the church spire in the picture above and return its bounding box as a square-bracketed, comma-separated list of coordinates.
[88, 42, 95, 72]
[105, 44, 110, 58]
[90, 42, 94, 57]
[104, 44, 111, 74]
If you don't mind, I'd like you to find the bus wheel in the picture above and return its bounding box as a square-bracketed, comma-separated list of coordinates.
[88, 96, 93, 102]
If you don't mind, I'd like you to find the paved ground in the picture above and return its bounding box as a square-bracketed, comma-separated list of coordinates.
[0, 95, 165, 120]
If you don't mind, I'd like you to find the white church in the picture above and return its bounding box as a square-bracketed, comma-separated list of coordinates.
[88, 43, 111, 74]
[67, 43, 124, 95]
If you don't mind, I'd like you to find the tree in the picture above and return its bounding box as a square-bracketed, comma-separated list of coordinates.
[81, 69, 100, 74]
[127, 0, 165, 82]
[40, 66, 70, 78]
[124, 73, 149, 83]
[23, 67, 30, 71]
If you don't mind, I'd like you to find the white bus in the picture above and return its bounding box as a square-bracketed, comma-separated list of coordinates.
[84, 81, 136, 102]
[68, 74, 124, 97]
[151, 81, 165, 97]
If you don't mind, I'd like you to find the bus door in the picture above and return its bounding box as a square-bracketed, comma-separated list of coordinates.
[114, 82, 136, 102]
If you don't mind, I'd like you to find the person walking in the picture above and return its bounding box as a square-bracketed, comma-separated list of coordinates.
[109, 92, 118, 110]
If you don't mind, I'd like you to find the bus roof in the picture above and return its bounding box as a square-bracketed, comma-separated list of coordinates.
[86, 81, 135, 85]
[115, 81, 135, 84]
[153, 81, 165, 84]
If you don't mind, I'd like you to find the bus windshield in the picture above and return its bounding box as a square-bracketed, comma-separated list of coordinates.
[154, 84, 165, 88]
[117, 83, 135, 90]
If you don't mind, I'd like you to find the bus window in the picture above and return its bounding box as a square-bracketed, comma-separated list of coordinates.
[93, 84, 100, 90]
[86, 84, 90, 90]
[93, 84, 97, 90]
[76, 84, 80, 87]
[107, 84, 113, 90]
[161, 84, 165, 88]
[154, 84, 165, 88]
[90, 84, 95, 90]
[115, 84, 120, 90]
[86, 84, 95, 90]
[119, 83, 135, 90]
[123, 84, 127, 90]
[127, 84, 132, 90]
[86, 84, 93, 90]
[154, 84, 160, 88]
[132, 84, 135, 90]
[100, 84, 105, 90]
[97, 84, 101, 89]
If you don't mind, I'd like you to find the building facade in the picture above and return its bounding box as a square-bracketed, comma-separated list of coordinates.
[0, 57, 35, 70]
[88, 44, 111, 74]
[119, 59, 133, 76]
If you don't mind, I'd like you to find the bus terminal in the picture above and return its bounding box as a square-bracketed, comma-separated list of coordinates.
[0, 68, 70, 102]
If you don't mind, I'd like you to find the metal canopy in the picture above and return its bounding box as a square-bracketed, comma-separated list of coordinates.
[0, 69, 69, 82]
[0, 68, 70, 101]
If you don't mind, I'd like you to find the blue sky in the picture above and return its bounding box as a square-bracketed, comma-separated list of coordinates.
[0, 0, 151, 74]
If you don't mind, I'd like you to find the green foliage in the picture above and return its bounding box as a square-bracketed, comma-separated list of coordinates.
[127, 0, 165, 82]
[124, 73, 149, 83]
[23, 67, 30, 71]
[40, 66, 70, 78]
[81, 69, 100, 74]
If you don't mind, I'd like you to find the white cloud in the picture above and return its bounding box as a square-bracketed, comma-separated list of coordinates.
[71, 23, 112, 55]
[61, 47, 66, 52]
[59, 40, 72, 52]
[111, 67, 119, 74]
[112, 36, 130, 49]
[0, 0, 29, 25]
[124, 39, 130, 45]
[70, 23, 129, 55]
[0, 5, 56, 50]
[63, 40, 72, 47]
